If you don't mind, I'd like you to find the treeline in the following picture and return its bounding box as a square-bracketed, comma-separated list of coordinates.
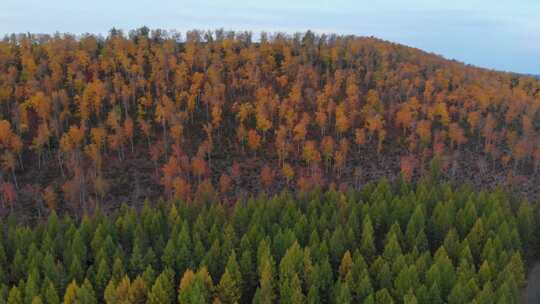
[1, 28, 540, 216]
[0, 178, 536, 303]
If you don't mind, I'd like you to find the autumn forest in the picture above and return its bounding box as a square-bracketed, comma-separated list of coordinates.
[1, 28, 540, 303]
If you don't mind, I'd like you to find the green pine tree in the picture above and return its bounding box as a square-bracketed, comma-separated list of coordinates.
[253, 257, 275, 304]
[129, 242, 146, 277]
[7, 287, 23, 304]
[42, 280, 60, 304]
[217, 270, 240, 304]
[374, 288, 394, 304]
[334, 281, 352, 304]
[360, 216, 376, 261]
[30, 297, 42, 304]
[148, 268, 175, 304]
[76, 279, 97, 304]
[24, 269, 40, 304]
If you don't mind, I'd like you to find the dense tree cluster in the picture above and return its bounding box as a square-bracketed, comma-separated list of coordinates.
[1, 28, 540, 216]
[0, 178, 536, 303]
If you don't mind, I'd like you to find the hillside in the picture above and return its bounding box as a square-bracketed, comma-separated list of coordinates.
[0, 28, 540, 218]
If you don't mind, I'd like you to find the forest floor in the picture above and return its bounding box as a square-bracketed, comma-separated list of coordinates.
[4, 142, 540, 221]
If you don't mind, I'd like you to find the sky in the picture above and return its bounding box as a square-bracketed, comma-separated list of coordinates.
[1, 0, 539, 74]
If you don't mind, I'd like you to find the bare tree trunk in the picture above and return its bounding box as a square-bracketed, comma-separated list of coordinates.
[11, 169, 18, 189]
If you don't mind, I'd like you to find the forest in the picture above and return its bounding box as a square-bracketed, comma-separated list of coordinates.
[1, 28, 540, 302]
[0, 28, 539, 217]
[0, 178, 536, 303]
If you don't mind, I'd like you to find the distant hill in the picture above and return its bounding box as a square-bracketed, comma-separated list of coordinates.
[0, 29, 540, 217]
[523, 74, 540, 79]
